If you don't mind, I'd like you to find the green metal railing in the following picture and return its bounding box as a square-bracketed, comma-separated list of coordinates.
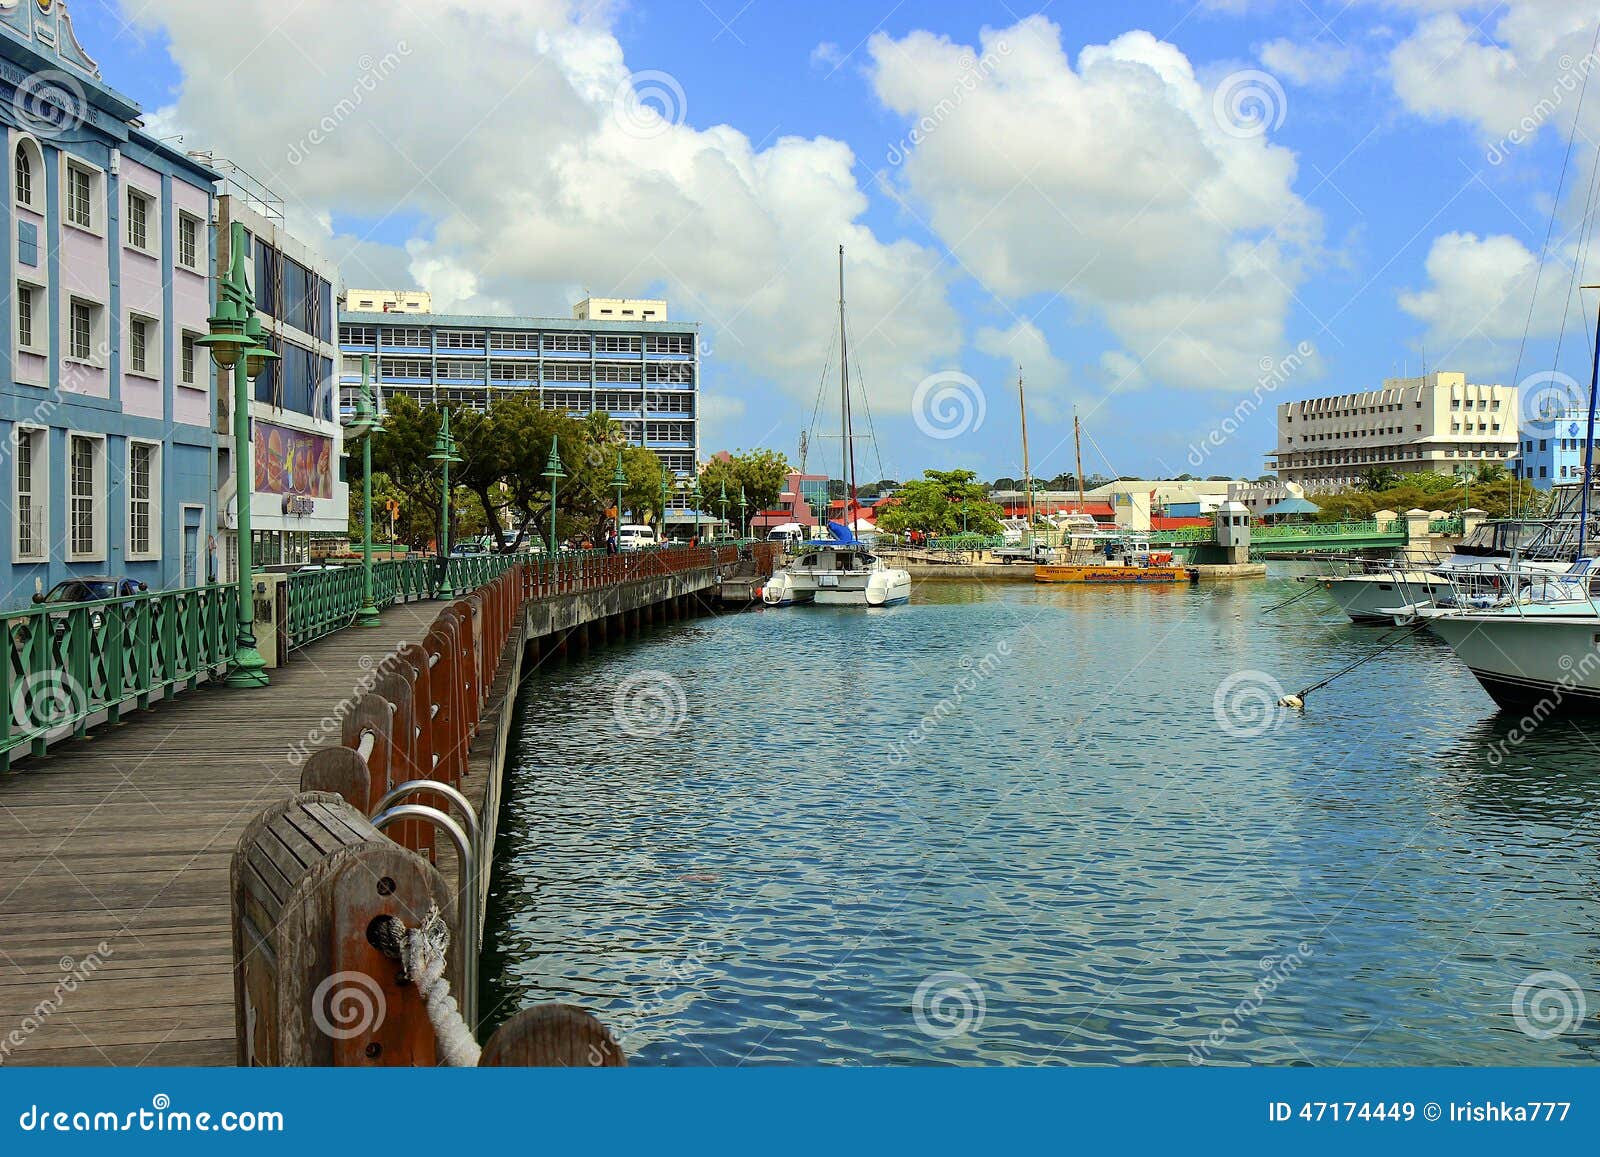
[3, 583, 239, 769]
[285, 551, 566, 650]
[927, 534, 1006, 551]
[1251, 519, 1396, 540]
[1428, 517, 1465, 535]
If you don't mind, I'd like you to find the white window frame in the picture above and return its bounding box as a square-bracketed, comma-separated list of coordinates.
[62, 157, 104, 235]
[14, 277, 47, 375]
[125, 438, 161, 561]
[12, 424, 48, 562]
[177, 211, 202, 272]
[126, 312, 159, 378]
[65, 295, 105, 366]
[125, 184, 157, 255]
[181, 330, 202, 388]
[13, 137, 43, 213]
[67, 431, 107, 562]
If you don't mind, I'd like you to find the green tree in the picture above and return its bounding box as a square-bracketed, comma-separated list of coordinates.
[876, 469, 1004, 537]
[699, 448, 792, 523]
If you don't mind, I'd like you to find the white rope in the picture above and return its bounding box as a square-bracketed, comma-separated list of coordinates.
[400, 908, 482, 1067]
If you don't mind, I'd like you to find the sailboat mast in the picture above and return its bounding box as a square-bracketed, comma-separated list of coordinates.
[839, 245, 859, 523]
[1578, 288, 1600, 554]
[1074, 408, 1086, 512]
[1018, 367, 1034, 542]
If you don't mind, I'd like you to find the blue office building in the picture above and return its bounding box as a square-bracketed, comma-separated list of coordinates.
[2, 1, 220, 608]
[337, 300, 701, 492]
[1513, 411, 1596, 489]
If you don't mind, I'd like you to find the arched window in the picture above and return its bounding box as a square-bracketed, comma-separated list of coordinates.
[15, 144, 32, 207]
[13, 139, 43, 211]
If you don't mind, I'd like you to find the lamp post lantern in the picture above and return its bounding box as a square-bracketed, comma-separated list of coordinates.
[691, 476, 703, 545]
[738, 485, 748, 541]
[346, 355, 385, 626]
[196, 220, 279, 690]
[717, 480, 729, 542]
[543, 436, 567, 556]
[428, 408, 463, 597]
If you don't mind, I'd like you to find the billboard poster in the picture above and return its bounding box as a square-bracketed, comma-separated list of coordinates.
[253, 420, 333, 500]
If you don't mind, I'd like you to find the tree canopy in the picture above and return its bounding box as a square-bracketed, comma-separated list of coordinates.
[875, 469, 1004, 536]
[699, 448, 791, 521]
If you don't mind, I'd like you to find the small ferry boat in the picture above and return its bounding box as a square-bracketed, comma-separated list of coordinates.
[1035, 538, 1194, 584]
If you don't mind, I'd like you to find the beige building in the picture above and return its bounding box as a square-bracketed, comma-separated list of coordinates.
[343, 288, 433, 314]
[573, 296, 668, 322]
[1266, 372, 1518, 491]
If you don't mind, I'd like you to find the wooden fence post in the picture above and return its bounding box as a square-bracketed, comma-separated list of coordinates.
[232, 791, 456, 1066]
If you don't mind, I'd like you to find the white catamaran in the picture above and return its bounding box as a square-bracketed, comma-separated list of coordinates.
[762, 247, 912, 609]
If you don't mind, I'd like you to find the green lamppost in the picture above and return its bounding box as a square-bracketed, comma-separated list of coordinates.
[717, 480, 729, 542]
[1455, 464, 1472, 514]
[612, 450, 628, 536]
[543, 436, 567, 555]
[738, 485, 749, 541]
[429, 408, 462, 597]
[196, 220, 280, 690]
[691, 476, 704, 544]
[658, 467, 671, 545]
[347, 355, 385, 626]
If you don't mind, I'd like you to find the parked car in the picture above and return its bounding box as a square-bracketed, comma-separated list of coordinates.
[617, 524, 658, 551]
[32, 577, 148, 636]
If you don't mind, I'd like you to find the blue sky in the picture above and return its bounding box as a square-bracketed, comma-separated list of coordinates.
[69, 1, 1600, 485]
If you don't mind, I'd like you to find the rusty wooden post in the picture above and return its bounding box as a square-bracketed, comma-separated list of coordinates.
[232, 792, 456, 1066]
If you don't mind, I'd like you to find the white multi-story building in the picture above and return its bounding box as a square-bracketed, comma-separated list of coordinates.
[1265, 372, 1519, 491]
[343, 288, 432, 314]
[215, 182, 349, 573]
[337, 305, 700, 482]
[572, 296, 667, 322]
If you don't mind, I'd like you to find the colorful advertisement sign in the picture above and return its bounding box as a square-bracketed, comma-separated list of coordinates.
[253, 420, 333, 500]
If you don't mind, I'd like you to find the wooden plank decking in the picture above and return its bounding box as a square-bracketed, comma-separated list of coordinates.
[0, 601, 447, 1066]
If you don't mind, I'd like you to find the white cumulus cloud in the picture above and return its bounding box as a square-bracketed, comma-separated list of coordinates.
[867, 16, 1321, 394]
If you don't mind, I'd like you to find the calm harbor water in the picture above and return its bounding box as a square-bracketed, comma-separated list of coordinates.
[480, 569, 1600, 1066]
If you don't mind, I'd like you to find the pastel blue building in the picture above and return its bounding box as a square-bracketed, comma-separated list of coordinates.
[1513, 411, 1595, 490]
[1, 0, 220, 608]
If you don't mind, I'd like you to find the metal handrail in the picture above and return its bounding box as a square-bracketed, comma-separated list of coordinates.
[372, 779, 481, 868]
[370, 803, 478, 1030]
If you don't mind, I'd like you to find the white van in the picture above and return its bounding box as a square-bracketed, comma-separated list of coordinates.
[617, 524, 657, 551]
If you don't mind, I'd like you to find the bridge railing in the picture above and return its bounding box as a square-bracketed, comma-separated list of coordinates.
[1251, 519, 1399, 541]
[2, 583, 238, 770]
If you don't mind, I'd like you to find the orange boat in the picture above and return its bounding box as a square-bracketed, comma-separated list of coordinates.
[1034, 539, 1194, 584]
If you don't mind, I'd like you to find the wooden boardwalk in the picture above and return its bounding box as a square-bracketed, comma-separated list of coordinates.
[0, 601, 447, 1066]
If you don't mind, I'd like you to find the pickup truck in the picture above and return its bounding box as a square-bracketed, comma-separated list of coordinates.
[990, 541, 1055, 564]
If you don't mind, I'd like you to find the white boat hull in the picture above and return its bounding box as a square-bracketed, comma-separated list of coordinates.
[1425, 610, 1600, 710]
[762, 563, 911, 608]
[1321, 573, 1447, 623]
